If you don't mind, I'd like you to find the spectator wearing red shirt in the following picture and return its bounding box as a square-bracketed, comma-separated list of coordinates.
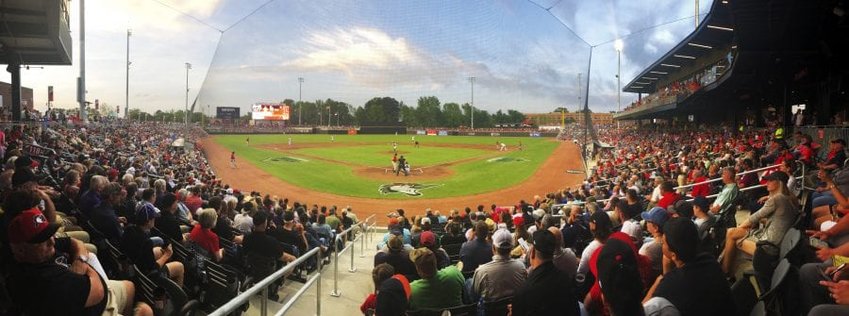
[184, 186, 203, 216]
[657, 181, 681, 210]
[690, 169, 711, 198]
[189, 208, 222, 261]
[797, 134, 815, 166]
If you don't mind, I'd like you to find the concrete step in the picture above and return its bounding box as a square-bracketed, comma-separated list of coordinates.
[245, 231, 382, 316]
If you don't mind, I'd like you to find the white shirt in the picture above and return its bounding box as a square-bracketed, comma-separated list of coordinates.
[621, 220, 643, 243]
[577, 240, 602, 275]
[233, 213, 254, 233]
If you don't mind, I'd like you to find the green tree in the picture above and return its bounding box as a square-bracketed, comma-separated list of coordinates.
[507, 110, 525, 124]
[360, 97, 401, 126]
[553, 107, 569, 113]
[399, 104, 418, 127]
[415, 96, 442, 127]
[442, 102, 464, 127]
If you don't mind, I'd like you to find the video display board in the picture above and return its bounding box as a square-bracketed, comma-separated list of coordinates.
[251, 103, 290, 121]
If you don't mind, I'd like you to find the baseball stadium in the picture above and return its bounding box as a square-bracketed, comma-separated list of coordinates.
[0, 0, 848, 316]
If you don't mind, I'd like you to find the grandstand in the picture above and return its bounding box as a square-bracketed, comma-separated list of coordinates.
[1, 0, 848, 316]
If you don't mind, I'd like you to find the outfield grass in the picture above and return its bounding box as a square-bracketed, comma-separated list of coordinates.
[214, 134, 557, 199]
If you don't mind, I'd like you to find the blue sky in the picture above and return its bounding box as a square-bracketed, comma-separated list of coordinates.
[0, 0, 713, 115]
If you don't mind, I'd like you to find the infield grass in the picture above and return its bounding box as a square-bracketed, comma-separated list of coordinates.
[213, 134, 557, 199]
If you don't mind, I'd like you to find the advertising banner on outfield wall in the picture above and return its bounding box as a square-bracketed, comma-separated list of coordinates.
[438, 131, 448, 136]
[529, 132, 541, 137]
[426, 129, 437, 136]
[417, 130, 426, 135]
[348, 128, 358, 135]
[490, 132, 500, 136]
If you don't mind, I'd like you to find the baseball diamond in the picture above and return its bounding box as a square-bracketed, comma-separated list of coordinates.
[204, 133, 585, 224]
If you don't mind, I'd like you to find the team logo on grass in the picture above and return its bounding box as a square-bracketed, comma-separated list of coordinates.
[378, 183, 441, 196]
[263, 156, 309, 163]
[486, 157, 529, 163]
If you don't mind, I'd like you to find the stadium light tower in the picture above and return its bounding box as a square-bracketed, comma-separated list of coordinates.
[298, 77, 304, 125]
[468, 76, 475, 129]
[185, 62, 191, 126]
[125, 29, 131, 119]
[614, 39, 623, 130]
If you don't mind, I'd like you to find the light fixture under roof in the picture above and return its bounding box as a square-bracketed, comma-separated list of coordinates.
[721, 0, 728, 3]
[688, 43, 713, 49]
[642, 77, 658, 80]
[674, 54, 696, 59]
[707, 25, 734, 32]
[649, 70, 668, 75]
[634, 81, 650, 85]
[660, 63, 681, 68]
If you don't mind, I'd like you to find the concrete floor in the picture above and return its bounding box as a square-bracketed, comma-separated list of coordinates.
[244, 230, 382, 316]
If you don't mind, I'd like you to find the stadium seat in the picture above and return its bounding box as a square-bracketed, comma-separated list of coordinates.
[443, 243, 462, 264]
[101, 239, 136, 280]
[731, 275, 761, 316]
[132, 265, 200, 316]
[483, 296, 512, 316]
[200, 258, 248, 314]
[759, 259, 800, 315]
[778, 228, 801, 262]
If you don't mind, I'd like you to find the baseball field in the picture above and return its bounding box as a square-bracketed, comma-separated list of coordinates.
[202, 134, 585, 222]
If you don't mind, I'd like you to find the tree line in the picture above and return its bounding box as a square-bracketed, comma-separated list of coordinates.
[127, 96, 526, 128]
[285, 96, 525, 128]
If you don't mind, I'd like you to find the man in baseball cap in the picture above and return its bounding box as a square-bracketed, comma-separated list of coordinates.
[6, 207, 153, 315]
[640, 207, 670, 273]
[470, 228, 527, 302]
[7, 207, 60, 244]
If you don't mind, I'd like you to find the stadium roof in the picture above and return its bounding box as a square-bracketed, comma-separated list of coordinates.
[623, 0, 734, 93]
[617, 0, 842, 121]
[0, 0, 72, 66]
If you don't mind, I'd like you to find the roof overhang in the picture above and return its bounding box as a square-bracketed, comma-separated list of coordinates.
[0, 0, 72, 65]
[623, 0, 734, 93]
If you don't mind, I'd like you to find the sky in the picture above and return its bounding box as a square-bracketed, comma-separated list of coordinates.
[1, 0, 713, 116]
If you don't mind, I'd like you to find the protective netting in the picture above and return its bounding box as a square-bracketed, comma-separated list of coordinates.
[193, 0, 712, 119]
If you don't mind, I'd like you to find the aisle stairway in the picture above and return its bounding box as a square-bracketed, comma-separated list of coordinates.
[245, 228, 385, 315]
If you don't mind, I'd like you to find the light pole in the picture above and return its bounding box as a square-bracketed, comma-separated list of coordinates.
[468, 76, 475, 129]
[335, 112, 339, 126]
[185, 62, 191, 126]
[298, 77, 303, 125]
[125, 29, 131, 119]
[614, 39, 623, 130]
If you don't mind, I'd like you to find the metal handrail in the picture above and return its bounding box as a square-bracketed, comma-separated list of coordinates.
[673, 163, 780, 191]
[275, 273, 321, 316]
[208, 247, 322, 316]
[360, 214, 377, 258]
[329, 223, 361, 297]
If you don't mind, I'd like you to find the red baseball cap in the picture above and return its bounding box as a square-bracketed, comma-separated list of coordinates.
[8, 208, 60, 244]
[420, 231, 436, 247]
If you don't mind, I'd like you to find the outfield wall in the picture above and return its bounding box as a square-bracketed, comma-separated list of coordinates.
[205, 126, 558, 137]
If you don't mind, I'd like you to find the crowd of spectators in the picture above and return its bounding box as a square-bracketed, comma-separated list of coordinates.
[363, 122, 849, 315]
[0, 121, 362, 315]
[1, 116, 848, 315]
